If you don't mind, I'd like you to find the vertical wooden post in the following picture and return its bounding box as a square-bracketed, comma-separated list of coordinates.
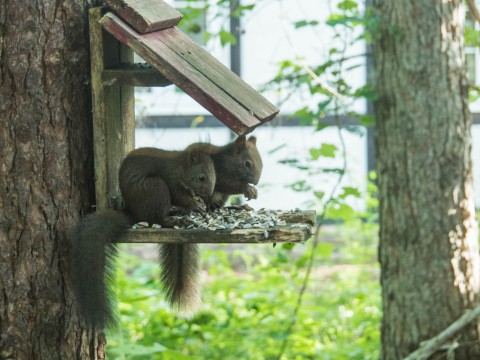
[90, 7, 135, 211]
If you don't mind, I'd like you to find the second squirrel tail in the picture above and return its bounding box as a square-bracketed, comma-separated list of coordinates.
[70, 210, 131, 330]
[159, 244, 201, 317]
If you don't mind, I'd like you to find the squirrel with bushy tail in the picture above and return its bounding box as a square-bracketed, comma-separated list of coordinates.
[70, 135, 262, 329]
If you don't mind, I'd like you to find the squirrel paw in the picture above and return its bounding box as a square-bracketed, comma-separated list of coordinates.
[208, 192, 228, 211]
[163, 216, 194, 228]
[224, 204, 254, 211]
[244, 185, 258, 200]
[191, 195, 207, 214]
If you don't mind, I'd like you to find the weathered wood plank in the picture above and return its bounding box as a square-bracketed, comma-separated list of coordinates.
[104, 0, 182, 33]
[103, 36, 135, 209]
[278, 210, 316, 225]
[117, 210, 316, 244]
[118, 225, 313, 244]
[89, 8, 109, 210]
[100, 12, 262, 135]
[90, 7, 135, 210]
[102, 64, 172, 87]
[155, 27, 279, 123]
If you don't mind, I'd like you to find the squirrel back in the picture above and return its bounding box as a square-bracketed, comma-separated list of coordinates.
[119, 146, 216, 225]
[70, 210, 131, 330]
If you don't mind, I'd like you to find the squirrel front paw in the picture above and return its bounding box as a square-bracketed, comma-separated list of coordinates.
[191, 195, 207, 214]
[244, 184, 258, 200]
[209, 192, 228, 210]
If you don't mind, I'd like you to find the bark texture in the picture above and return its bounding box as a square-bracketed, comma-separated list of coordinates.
[0, 1, 103, 358]
[372, 1, 480, 359]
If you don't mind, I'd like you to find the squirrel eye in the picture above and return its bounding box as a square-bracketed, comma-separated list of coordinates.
[198, 174, 206, 182]
[245, 160, 252, 168]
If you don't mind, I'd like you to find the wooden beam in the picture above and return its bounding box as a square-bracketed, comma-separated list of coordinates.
[89, 8, 109, 210]
[89, 7, 135, 210]
[100, 12, 278, 135]
[102, 64, 172, 87]
[104, 0, 182, 33]
[117, 210, 315, 244]
[118, 224, 312, 244]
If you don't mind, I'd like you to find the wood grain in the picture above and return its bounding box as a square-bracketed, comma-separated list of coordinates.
[102, 63, 172, 87]
[117, 211, 316, 244]
[104, 0, 182, 33]
[99, 12, 278, 134]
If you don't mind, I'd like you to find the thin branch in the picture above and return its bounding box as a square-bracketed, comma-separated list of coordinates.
[467, 0, 480, 25]
[303, 65, 349, 102]
[403, 305, 480, 360]
[468, 82, 480, 92]
[274, 57, 350, 360]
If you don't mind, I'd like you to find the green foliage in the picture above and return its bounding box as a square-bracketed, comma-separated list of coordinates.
[109, 225, 380, 359]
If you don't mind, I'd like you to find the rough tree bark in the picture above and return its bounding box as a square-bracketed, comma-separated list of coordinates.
[372, 0, 480, 359]
[0, 1, 104, 359]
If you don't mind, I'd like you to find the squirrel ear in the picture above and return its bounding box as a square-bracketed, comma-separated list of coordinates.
[235, 135, 247, 147]
[184, 150, 199, 167]
[247, 136, 257, 145]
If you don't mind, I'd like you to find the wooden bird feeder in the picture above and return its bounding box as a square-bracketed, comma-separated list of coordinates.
[89, 0, 315, 244]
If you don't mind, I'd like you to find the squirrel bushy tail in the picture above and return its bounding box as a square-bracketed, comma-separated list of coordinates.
[159, 243, 200, 317]
[70, 210, 131, 329]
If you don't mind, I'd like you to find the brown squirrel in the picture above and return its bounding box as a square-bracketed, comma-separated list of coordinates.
[70, 146, 216, 329]
[152, 135, 262, 316]
[187, 135, 262, 209]
[71, 136, 263, 328]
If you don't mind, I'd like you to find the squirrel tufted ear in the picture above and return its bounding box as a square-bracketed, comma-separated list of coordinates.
[184, 149, 201, 167]
[235, 135, 247, 147]
[247, 136, 257, 145]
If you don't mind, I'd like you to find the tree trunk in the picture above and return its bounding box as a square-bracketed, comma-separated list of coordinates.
[0, 1, 104, 358]
[372, 1, 480, 359]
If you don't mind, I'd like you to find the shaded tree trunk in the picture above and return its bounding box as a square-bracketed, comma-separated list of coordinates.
[0, 1, 103, 358]
[372, 0, 480, 358]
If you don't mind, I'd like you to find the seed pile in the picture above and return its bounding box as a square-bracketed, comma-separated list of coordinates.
[132, 208, 301, 230]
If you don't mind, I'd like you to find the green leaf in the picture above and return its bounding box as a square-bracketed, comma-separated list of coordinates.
[288, 180, 311, 192]
[316, 242, 334, 259]
[310, 143, 338, 159]
[352, 84, 378, 100]
[359, 114, 375, 126]
[281, 243, 296, 250]
[325, 201, 356, 221]
[219, 29, 237, 46]
[232, 4, 255, 17]
[314, 191, 325, 200]
[339, 187, 361, 199]
[290, 106, 317, 125]
[338, 0, 358, 11]
[294, 20, 320, 29]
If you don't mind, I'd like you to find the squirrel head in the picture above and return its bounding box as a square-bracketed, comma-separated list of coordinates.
[228, 135, 263, 185]
[182, 150, 216, 202]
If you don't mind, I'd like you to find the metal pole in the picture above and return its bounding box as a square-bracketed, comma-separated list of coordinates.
[230, 0, 242, 76]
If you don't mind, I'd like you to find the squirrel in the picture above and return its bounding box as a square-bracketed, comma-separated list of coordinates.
[152, 135, 262, 316]
[71, 136, 263, 328]
[186, 135, 262, 209]
[70, 146, 216, 329]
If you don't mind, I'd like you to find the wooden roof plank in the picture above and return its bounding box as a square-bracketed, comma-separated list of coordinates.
[100, 12, 261, 134]
[104, 0, 182, 33]
[155, 27, 279, 123]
